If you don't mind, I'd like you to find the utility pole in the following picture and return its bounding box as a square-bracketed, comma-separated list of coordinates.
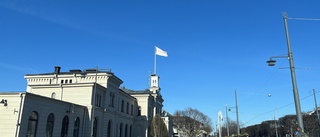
[283, 12, 304, 132]
[235, 90, 240, 137]
[226, 104, 230, 136]
[313, 89, 320, 125]
[275, 107, 278, 137]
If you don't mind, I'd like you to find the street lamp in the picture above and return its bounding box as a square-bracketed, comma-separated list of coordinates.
[235, 90, 240, 137]
[227, 90, 240, 137]
[90, 67, 112, 137]
[226, 104, 230, 137]
[266, 12, 304, 131]
[313, 89, 320, 126]
[227, 91, 272, 137]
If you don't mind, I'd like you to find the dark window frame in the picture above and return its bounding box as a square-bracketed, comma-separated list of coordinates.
[45, 113, 54, 137]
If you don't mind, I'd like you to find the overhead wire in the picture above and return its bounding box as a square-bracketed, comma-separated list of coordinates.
[244, 90, 320, 125]
[288, 17, 320, 21]
[234, 15, 320, 126]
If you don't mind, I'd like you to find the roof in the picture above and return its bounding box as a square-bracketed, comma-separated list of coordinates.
[25, 69, 113, 76]
[24, 66, 124, 84]
[121, 87, 151, 94]
[0, 91, 26, 94]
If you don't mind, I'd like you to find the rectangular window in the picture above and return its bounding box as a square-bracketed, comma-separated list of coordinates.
[126, 103, 129, 114]
[61, 80, 64, 83]
[109, 93, 115, 107]
[121, 100, 124, 112]
[138, 106, 141, 116]
[69, 79, 72, 83]
[109, 93, 112, 106]
[112, 94, 114, 107]
[95, 94, 101, 107]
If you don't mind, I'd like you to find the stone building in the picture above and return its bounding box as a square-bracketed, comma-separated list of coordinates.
[0, 66, 172, 137]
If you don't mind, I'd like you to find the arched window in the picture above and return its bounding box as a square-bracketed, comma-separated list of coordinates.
[130, 125, 132, 137]
[107, 120, 112, 137]
[92, 117, 98, 137]
[51, 92, 56, 99]
[60, 116, 69, 137]
[26, 111, 38, 137]
[119, 123, 123, 137]
[125, 124, 128, 137]
[45, 113, 54, 137]
[73, 117, 80, 137]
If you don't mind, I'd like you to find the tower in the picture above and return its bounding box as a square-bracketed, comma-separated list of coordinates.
[149, 74, 160, 94]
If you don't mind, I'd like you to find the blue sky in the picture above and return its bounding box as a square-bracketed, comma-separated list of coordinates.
[1, 1, 320, 128]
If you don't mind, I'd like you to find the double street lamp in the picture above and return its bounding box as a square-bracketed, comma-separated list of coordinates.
[266, 12, 304, 131]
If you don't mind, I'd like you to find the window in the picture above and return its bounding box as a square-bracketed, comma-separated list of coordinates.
[125, 124, 128, 137]
[60, 116, 69, 137]
[61, 80, 64, 84]
[95, 94, 101, 107]
[92, 117, 98, 137]
[51, 92, 56, 99]
[45, 113, 54, 137]
[138, 106, 141, 116]
[126, 103, 129, 114]
[107, 120, 112, 137]
[119, 123, 123, 137]
[130, 125, 132, 137]
[121, 100, 124, 112]
[69, 79, 72, 83]
[111, 93, 115, 107]
[65, 80, 68, 84]
[109, 93, 112, 106]
[148, 107, 152, 117]
[109, 93, 115, 107]
[73, 117, 80, 137]
[26, 111, 38, 137]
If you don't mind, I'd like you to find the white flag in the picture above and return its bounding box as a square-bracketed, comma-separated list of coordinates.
[155, 46, 168, 57]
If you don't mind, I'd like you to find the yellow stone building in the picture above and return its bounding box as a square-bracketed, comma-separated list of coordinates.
[0, 66, 172, 137]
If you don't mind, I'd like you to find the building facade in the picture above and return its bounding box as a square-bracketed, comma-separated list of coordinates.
[0, 66, 172, 137]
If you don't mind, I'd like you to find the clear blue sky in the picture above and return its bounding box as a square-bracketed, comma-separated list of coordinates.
[1, 1, 320, 128]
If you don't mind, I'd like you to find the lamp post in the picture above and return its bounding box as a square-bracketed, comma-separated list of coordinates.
[91, 66, 98, 137]
[274, 107, 278, 137]
[228, 91, 272, 137]
[90, 67, 112, 137]
[235, 90, 240, 137]
[228, 90, 240, 137]
[226, 104, 230, 137]
[266, 12, 304, 131]
[313, 89, 320, 125]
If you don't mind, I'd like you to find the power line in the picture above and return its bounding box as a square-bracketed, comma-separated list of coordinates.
[288, 17, 320, 21]
[244, 90, 320, 125]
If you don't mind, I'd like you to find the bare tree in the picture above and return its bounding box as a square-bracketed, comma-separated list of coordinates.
[173, 108, 213, 137]
[223, 118, 245, 136]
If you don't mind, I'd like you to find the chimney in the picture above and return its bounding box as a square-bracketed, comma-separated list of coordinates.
[54, 66, 61, 74]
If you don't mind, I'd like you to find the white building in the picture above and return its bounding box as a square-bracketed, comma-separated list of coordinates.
[0, 66, 172, 137]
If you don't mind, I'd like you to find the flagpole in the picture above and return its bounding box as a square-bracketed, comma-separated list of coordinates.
[154, 46, 157, 74]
